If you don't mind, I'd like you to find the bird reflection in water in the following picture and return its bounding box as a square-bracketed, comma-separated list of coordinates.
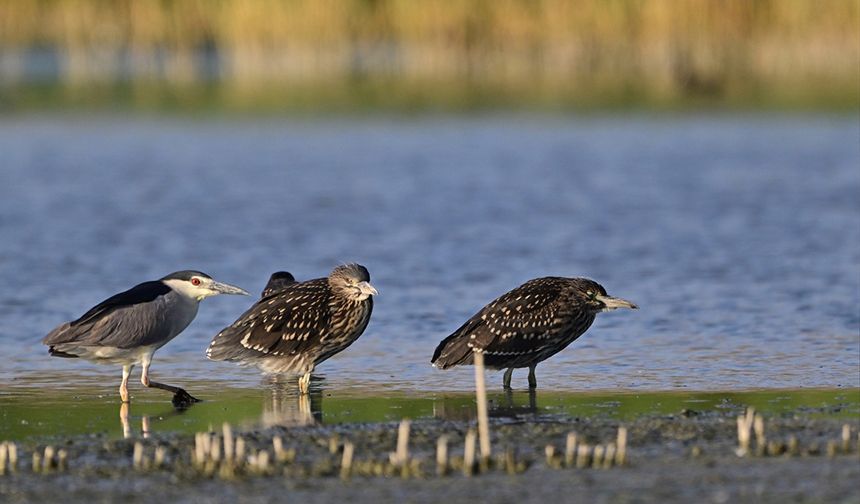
[119, 403, 151, 439]
[261, 375, 323, 427]
[433, 389, 538, 421]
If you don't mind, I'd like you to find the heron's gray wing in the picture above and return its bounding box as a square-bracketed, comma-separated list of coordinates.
[212, 279, 332, 358]
[46, 291, 181, 349]
[42, 281, 176, 348]
[70, 281, 170, 328]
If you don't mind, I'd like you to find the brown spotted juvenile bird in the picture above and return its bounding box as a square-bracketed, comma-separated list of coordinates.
[431, 277, 637, 389]
[207, 264, 377, 394]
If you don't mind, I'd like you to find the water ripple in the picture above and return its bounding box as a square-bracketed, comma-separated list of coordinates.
[0, 115, 857, 394]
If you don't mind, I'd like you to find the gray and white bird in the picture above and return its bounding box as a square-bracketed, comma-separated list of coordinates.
[207, 264, 377, 394]
[431, 277, 637, 389]
[42, 270, 249, 406]
[260, 271, 297, 297]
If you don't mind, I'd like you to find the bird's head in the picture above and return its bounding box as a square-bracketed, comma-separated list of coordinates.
[575, 278, 638, 313]
[161, 270, 249, 301]
[261, 271, 297, 297]
[329, 263, 378, 301]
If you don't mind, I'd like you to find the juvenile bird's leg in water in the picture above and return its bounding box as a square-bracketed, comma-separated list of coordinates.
[528, 365, 537, 389]
[298, 371, 312, 395]
[120, 364, 134, 403]
[140, 357, 200, 407]
[503, 368, 514, 390]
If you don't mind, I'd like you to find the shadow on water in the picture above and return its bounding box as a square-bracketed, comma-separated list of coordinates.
[1, 379, 857, 441]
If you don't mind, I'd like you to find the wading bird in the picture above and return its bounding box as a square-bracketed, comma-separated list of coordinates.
[43, 271, 249, 406]
[207, 264, 377, 394]
[260, 271, 297, 297]
[431, 277, 637, 389]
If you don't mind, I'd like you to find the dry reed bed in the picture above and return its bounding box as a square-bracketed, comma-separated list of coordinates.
[0, 0, 857, 104]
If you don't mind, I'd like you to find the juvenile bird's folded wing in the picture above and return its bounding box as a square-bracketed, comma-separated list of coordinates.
[208, 281, 332, 361]
[432, 278, 568, 367]
[472, 278, 568, 349]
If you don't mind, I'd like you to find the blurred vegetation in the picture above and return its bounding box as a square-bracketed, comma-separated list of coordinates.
[0, 0, 857, 113]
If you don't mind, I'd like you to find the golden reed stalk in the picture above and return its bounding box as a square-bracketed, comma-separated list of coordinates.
[0, 0, 856, 108]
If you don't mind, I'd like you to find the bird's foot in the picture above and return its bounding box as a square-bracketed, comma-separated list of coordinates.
[172, 389, 202, 408]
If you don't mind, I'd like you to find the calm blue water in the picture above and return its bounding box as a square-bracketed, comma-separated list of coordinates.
[0, 115, 858, 394]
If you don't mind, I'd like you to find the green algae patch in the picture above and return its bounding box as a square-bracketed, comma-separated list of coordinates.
[1, 386, 857, 441]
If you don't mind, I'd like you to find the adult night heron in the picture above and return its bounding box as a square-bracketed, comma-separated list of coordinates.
[431, 277, 637, 389]
[206, 264, 377, 394]
[42, 270, 249, 406]
[260, 271, 297, 297]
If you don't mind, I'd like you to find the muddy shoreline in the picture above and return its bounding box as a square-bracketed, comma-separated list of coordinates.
[2, 403, 858, 503]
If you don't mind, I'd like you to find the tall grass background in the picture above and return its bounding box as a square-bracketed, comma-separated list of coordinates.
[0, 0, 857, 112]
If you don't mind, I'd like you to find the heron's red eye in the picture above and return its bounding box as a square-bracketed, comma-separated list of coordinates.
[191, 278, 201, 286]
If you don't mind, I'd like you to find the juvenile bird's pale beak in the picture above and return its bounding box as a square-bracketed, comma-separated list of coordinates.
[211, 281, 250, 296]
[595, 294, 638, 310]
[357, 281, 378, 297]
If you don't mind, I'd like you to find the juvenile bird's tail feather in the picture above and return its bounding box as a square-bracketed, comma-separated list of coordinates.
[431, 335, 475, 369]
[206, 330, 256, 362]
[431, 317, 483, 369]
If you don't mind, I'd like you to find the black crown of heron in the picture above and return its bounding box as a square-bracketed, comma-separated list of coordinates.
[431, 277, 637, 389]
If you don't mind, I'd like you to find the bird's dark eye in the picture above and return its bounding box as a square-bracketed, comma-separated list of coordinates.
[586, 290, 595, 299]
[191, 278, 201, 286]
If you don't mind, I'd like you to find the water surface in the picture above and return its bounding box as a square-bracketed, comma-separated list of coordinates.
[0, 115, 857, 401]
[2, 385, 857, 440]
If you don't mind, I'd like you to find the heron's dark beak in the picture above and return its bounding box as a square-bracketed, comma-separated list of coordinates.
[211, 281, 250, 296]
[596, 294, 638, 310]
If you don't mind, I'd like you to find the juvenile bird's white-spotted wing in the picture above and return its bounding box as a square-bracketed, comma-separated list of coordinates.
[213, 279, 333, 358]
[432, 277, 590, 369]
[469, 278, 573, 352]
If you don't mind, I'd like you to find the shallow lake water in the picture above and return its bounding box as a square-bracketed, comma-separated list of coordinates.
[2, 384, 858, 440]
[0, 115, 858, 437]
